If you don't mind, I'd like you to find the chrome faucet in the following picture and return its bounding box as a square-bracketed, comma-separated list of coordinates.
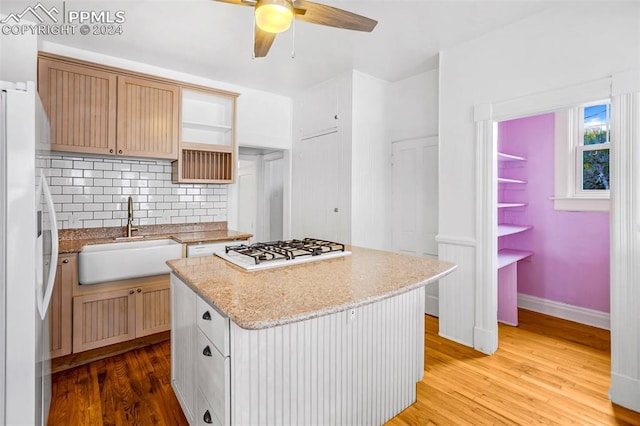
[126, 196, 138, 237]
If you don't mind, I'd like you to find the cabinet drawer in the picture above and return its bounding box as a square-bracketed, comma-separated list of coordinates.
[197, 329, 229, 426]
[196, 296, 229, 357]
[196, 389, 222, 426]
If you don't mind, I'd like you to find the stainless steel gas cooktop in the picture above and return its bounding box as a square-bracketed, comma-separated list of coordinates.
[215, 238, 351, 271]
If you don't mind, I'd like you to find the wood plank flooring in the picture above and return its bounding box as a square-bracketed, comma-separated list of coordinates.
[48, 309, 640, 425]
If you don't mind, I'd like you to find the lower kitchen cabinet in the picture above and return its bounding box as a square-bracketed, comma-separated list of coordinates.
[171, 274, 230, 426]
[72, 276, 170, 353]
[49, 254, 76, 359]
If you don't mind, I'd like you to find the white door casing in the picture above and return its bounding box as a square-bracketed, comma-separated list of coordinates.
[467, 72, 640, 411]
[237, 158, 258, 243]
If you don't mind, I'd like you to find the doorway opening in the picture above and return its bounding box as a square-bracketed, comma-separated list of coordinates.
[495, 112, 610, 330]
[232, 147, 286, 243]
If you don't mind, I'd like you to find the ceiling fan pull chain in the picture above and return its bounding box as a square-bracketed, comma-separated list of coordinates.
[291, 18, 295, 59]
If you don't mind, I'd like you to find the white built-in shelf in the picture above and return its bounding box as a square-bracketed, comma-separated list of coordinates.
[498, 203, 527, 209]
[498, 224, 532, 237]
[182, 120, 232, 132]
[498, 249, 533, 269]
[498, 177, 526, 184]
[498, 152, 526, 162]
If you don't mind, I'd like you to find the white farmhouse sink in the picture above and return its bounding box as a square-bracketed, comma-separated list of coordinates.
[78, 239, 182, 285]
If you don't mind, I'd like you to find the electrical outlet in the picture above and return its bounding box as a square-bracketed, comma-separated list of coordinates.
[348, 309, 356, 321]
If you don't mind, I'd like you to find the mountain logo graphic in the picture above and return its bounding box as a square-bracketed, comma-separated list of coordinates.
[0, 3, 59, 24]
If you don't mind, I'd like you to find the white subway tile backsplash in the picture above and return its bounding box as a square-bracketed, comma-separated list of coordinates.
[49, 155, 228, 229]
[73, 161, 93, 169]
[52, 159, 73, 168]
[93, 162, 113, 171]
[83, 170, 104, 178]
[112, 163, 132, 171]
[63, 169, 83, 178]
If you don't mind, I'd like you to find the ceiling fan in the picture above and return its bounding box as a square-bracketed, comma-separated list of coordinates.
[212, 0, 377, 57]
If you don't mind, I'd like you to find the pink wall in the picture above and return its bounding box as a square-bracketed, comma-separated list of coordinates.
[498, 113, 610, 313]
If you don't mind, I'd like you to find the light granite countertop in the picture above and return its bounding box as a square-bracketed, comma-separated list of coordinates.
[167, 246, 457, 330]
[59, 222, 252, 253]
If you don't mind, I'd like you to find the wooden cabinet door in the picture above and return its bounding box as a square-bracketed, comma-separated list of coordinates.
[72, 288, 136, 353]
[38, 57, 117, 155]
[49, 254, 76, 359]
[135, 281, 171, 338]
[117, 76, 180, 160]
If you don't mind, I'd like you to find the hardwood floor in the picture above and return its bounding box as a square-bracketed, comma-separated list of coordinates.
[388, 309, 640, 426]
[49, 309, 640, 425]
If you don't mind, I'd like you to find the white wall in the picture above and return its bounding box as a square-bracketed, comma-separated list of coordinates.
[388, 69, 439, 142]
[438, 1, 640, 410]
[351, 71, 390, 250]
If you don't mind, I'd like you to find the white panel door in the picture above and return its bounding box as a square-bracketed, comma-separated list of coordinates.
[292, 133, 341, 241]
[391, 137, 439, 256]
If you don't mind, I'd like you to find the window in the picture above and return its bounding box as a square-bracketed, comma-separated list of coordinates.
[579, 102, 610, 192]
[554, 100, 611, 211]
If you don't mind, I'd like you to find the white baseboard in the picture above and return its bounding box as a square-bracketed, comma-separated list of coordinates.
[425, 294, 439, 317]
[610, 372, 640, 412]
[473, 326, 498, 355]
[517, 293, 610, 330]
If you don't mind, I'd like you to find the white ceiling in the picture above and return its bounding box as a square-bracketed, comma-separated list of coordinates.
[2, 0, 555, 95]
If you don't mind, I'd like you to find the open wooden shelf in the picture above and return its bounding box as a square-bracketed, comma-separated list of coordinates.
[498, 249, 533, 269]
[498, 224, 532, 237]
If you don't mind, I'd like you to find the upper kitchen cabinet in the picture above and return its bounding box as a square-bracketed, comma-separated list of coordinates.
[38, 56, 117, 155]
[172, 87, 238, 184]
[38, 53, 180, 160]
[117, 76, 179, 159]
[297, 80, 339, 140]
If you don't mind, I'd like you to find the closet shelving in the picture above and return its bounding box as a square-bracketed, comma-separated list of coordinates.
[497, 152, 532, 268]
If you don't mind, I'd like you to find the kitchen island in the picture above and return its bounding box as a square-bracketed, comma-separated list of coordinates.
[167, 246, 456, 425]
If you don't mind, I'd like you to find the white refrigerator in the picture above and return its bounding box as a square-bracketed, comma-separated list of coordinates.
[0, 81, 58, 425]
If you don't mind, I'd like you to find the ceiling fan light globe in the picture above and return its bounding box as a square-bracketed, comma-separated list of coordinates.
[255, 0, 293, 34]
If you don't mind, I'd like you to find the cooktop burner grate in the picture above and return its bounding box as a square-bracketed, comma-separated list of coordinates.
[225, 238, 345, 265]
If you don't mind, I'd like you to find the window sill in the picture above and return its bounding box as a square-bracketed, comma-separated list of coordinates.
[552, 197, 610, 212]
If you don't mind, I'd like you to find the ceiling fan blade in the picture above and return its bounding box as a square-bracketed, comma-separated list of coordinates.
[211, 0, 256, 6]
[293, 0, 377, 32]
[254, 25, 277, 57]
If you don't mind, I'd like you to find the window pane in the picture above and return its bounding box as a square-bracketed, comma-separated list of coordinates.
[583, 148, 610, 190]
[583, 104, 609, 145]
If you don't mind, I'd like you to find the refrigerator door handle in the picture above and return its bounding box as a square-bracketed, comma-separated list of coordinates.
[36, 172, 58, 320]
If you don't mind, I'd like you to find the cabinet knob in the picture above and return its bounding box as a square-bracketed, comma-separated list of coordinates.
[128, 290, 134, 295]
[203, 410, 213, 424]
[137, 288, 142, 293]
[202, 311, 212, 321]
[202, 345, 212, 357]
[109, 149, 114, 154]
[62, 259, 69, 264]
[334, 114, 339, 120]
[118, 149, 123, 154]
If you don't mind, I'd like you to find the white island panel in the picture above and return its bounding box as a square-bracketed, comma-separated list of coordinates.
[229, 286, 425, 425]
